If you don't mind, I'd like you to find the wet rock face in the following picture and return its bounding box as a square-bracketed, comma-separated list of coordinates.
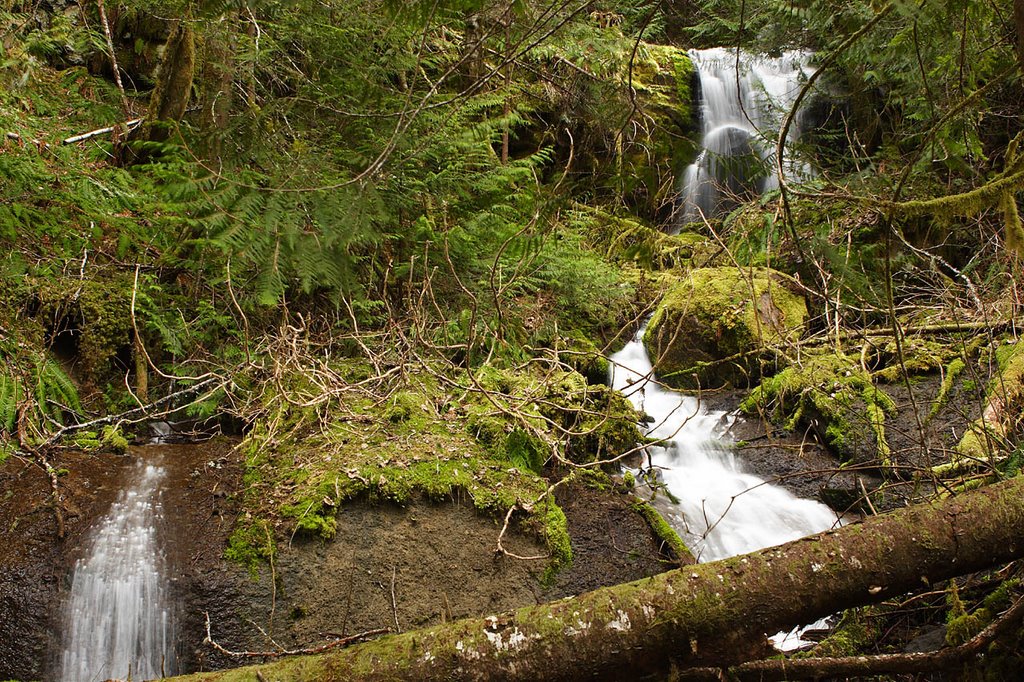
[0, 451, 130, 680]
[0, 443, 241, 681]
[643, 266, 807, 389]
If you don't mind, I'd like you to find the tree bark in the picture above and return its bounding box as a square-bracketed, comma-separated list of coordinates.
[1014, 0, 1024, 77]
[173, 476, 1024, 681]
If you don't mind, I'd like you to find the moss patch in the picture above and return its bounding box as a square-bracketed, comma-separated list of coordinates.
[644, 267, 807, 389]
[742, 351, 896, 466]
[630, 501, 694, 564]
[228, 362, 646, 581]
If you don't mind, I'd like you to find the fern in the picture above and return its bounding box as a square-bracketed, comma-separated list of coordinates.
[0, 373, 18, 435]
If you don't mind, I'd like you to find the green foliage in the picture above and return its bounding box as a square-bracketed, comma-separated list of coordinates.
[0, 337, 82, 446]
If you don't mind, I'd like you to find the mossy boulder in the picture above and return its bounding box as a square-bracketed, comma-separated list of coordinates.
[741, 352, 897, 466]
[643, 267, 807, 389]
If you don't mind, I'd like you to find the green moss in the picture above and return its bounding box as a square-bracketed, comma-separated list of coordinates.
[930, 357, 967, 419]
[100, 424, 129, 455]
[225, 518, 276, 577]
[803, 608, 880, 657]
[742, 352, 894, 465]
[631, 501, 694, 564]
[384, 390, 426, 424]
[873, 337, 955, 383]
[644, 267, 807, 389]
[540, 498, 572, 585]
[235, 367, 592, 578]
[575, 206, 711, 271]
[27, 275, 134, 387]
[70, 429, 102, 450]
[557, 332, 610, 386]
[944, 341, 1024, 471]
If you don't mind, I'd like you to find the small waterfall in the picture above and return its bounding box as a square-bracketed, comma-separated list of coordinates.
[610, 329, 839, 562]
[677, 48, 813, 229]
[59, 461, 176, 681]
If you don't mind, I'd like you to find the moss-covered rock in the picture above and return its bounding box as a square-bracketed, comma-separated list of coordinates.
[741, 352, 896, 466]
[643, 267, 807, 389]
[621, 44, 698, 220]
[578, 206, 716, 271]
[872, 337, 954, 383]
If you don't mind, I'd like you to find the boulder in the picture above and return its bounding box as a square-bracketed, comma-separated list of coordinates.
[643, 267, 806, 389]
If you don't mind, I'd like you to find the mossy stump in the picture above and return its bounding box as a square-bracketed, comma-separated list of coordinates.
[643, 267, 807, 389]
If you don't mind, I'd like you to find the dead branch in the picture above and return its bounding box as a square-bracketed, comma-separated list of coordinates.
[63, 118, 143, 145]
[203, 611, 388, 659]
[725, 593, 1024, 680]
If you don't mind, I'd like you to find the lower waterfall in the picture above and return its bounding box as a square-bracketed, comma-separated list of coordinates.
[610, 330, 839, 562]
[59, 460, 176, 681]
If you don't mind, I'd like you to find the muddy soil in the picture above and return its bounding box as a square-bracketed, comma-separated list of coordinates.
[1, 442, 673, 679]
[194, 479, 673, 670]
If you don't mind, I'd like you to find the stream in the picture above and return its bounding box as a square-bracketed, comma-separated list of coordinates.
[611, 330, 842, 646]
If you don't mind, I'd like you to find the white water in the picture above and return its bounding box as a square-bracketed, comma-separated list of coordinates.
[611, 331, 841, 647]
[678, 48, 814, 229]
[610, 330, 839, 563]
[59, 462, 176, 682]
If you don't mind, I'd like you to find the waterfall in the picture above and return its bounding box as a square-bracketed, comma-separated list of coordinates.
[59, 461, 176, 681]
[610, 330, 839, 563]
[677, 48, 813, 230]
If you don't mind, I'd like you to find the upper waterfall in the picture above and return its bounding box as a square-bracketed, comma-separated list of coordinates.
[677, 48, 814, 230]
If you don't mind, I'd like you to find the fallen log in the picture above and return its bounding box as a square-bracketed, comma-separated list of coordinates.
[174, 476, 1024, 681]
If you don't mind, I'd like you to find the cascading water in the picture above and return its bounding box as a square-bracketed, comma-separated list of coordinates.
[59, 461, 176, 681]
[611, 330, 841, 647]
[610, 330, 839, 563]
[677, 48, 813, 229]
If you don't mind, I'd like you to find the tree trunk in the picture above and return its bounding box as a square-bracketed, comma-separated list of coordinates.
[1015, 0, 1024, 76]
[118, 19, 195, 164]
[146, 20, 196, 142]
[174, 476, 1024, 681]
[198, 15, 236, 156]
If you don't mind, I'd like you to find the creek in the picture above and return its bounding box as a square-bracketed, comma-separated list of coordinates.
[611, 329, 842, 647]
[611, 330, 841, 561]
[612, 48, 840, 646]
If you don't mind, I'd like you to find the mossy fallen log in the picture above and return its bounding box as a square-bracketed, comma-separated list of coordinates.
[172, 476, 1024, 682]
